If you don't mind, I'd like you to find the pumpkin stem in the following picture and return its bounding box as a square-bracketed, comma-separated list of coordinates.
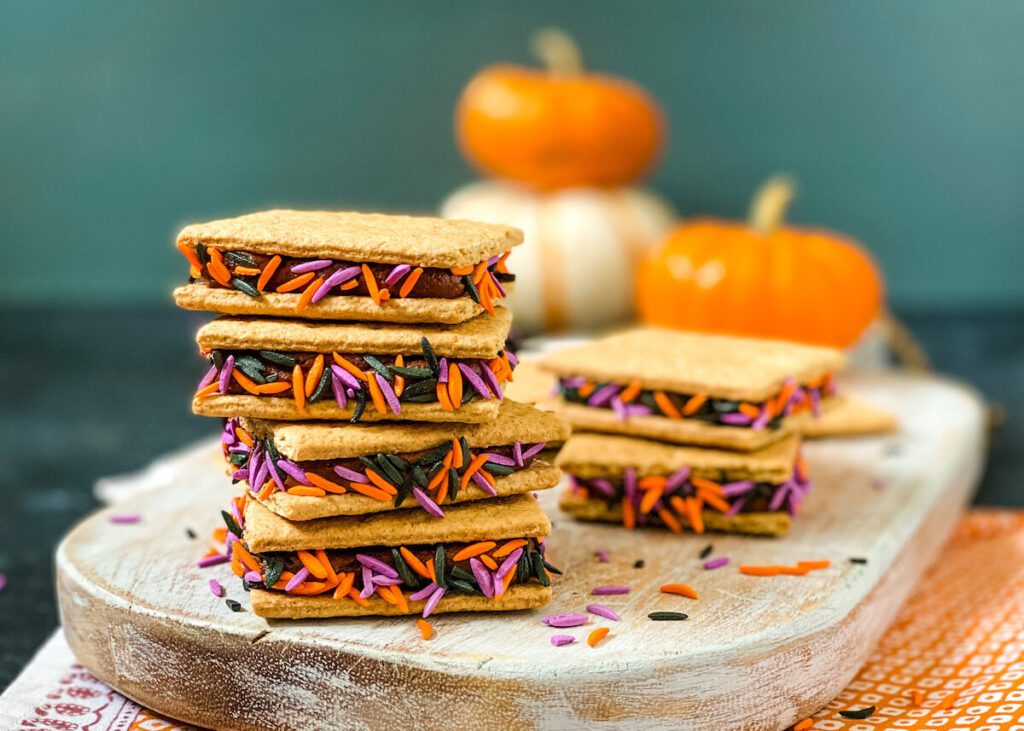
[749, 174, 796, 235]
[531, 28, 584, 76]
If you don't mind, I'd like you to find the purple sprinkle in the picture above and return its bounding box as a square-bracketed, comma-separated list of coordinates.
[513, 441, 524, 468]
[334, 464, 369, 483]
[384, 264, 411, 287]
[479, 362, 504, 400]
[495, 548, 524, 581]
[355, 554, 399, 579]
[375, 373, 402, 415]
[372, 575, 403, 587]
[208, 579, 223, 597]
[412, 487, 446, 518]
[243, 570, 262, 583]
[312, 265, 361, 303]
[871, 477, 885, 491]
[492, 567, 507, 598]
[410, 582, 438, 601]
[471, 470, 498, 496]
[586, 604, 620, 621]
[561, 376, 587, 389]
[591, 585, 630, 596]
[330, 372, 349, 409]
[666, 467, 692, 492]
[625, 403, 653, 418]
[588, 479, 615, 498]
[751, 403, 772, 431]
[109, 514, 141, 525]
[277, 459, 311, 486]
[725, 497, 747, 519]
[769, 481, 794, 512]
[265, 457, 285, 491]
[330, 364, 362, 391]
[218, 355, 235, 394]
[438, 358, 449, 384]
[470, 558, 494, 598]
[703, 556, 730, 570]
[285, 567, 310, 592]
[809, 388, 822, 417]
[360, 566, 376, 598]
[458, 363, 491, 399]
[247, 448, 263, 489]
[224, 533, 239, 555]
[587, 383, 621, 407]
[423, 586, 446, 618]
[720, 412, 753, 425]
[595, 550, 610, 563]
[610, 396, 628, 422]
[197, 364, 218, 391]
[231, 469, 249, 482]
[722, 480, 756, 498]
[485, 453, 516, 467]
[290, 259, 333, 273]
[521, 442, 547, 461]
[550, 634, 577, 647]
[541, 613, 589, 628]
[623, 468, 637, 502]
[197, 553, 230, 568]
[252, 460, 270, 493]
[505, 350, 519, 367]
[489, 271, 507, 297]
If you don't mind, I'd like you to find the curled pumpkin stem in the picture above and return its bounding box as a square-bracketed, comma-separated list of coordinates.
[531, 28, 584, 76]
[749, 174, 797, 236]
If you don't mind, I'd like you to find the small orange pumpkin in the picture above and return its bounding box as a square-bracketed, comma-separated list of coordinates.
[636, 176, 883, 348]
[456, 29, 664, 191]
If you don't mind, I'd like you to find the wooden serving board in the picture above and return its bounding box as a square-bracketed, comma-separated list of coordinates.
[57, 372, 986, 731]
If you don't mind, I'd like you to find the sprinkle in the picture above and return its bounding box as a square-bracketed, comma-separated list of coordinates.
[587, 383, 621, 407]
[910, 689, 924, 706]
[797, 560, 831, 570]
[458, 363, 491, 399]
[453, 542, 496, 562]
[276, 271, 315, 293]
[470, 558, 494, 599]
[399, 267, 423, 297]
[793, 720, 813, 731]
[375, 373, 402, 414]
[541, 613, 589, 628]
[109, 513, 141, 525]
[225, 599, 243, 612]
[423, 586, 446, 618]
[384, 264, 412, 286]
[412, 487, 445, 519]
[739, 565, 784, 576]
[661, 583, 699, 599]
[703, 557, 730, 570]
[312, 265, 361, 303]
[699, 544, 714, 559]
[361, 264, 382, 305]
[438, 358, 449, 383]
[256, 255, 281, 292]
[521, 442, 547, 461]
[333, 464, 369, 483]
[850, 557, 868, 564]
[218, 355, 235, 394]
[416, 618, 434, 640]
[295, 275, 323, 313]
[634, 559, 645, 569]
[648, 611, 688, 621]
[720, 412, 753, 425]
[243, 570, 262, 583]
[595, 550, 610, 563]
[285, 567, 310, 592]
[495, 549, 524, 581]
[838, 706, 875, 720]
[208, 579, 223, 597]
[550, 634, 576, 647]
[587, 627, 610, 647]
[355, 554, 399, 579]
[197, 364, 218, 391]
[291, 259, 333, 273]
[292, 365, 306, 412]
[197, 554, 230, 568]
[586, 604, 620, 622]
[591, 585, 629, 596]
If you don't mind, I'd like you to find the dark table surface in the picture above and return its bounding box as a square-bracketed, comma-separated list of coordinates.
[1, 306, 1021, 689]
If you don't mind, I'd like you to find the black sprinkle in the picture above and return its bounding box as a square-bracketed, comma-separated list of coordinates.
[648, 611, 688, 621]
[634, 560, 645, 569]
[221, 510, 242, 538]
[839, 706, 875, 720]
[259, 350, 296, 368]
[185, 527, 197, 539]
[420, 337, 439, 375]
[262, 555, 285, 589]
[699, 544, 713, 559]
[849, 557, 868, 564]
[225, 599, 243, 613]
[230, 277, 261, 298]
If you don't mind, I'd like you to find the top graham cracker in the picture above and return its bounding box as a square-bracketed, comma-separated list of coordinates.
[539, 328, 845, 402]
[176, 209, 523, 268]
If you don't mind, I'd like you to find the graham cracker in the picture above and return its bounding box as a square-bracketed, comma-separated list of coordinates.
[196, 308, 511, 357]
[193, 393, 499, 423]
[539, 328, 845, 402]
[559, 491, 791, 537]
[243, 399, 570, 461]
[243, 493, 550, 553]
[250, 584, 551, 619]
[255, 462, 562, 521]
[556, 401, 804, 452]
[556, 432, 798, 483]
[177, 209, 523, 267]
[174, 283, 486, 325]
[800, 395, 898, 439]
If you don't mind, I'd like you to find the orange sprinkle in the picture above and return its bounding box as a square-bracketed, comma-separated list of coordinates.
[340, 278, 359, 291]
[426, 463, 450, 492]
[478, 278, 496, 315]
[578, 382, 596, 398]
[362, 264, 382, 305]
[493, 539, 528, 558]
[295, 275, 323, 314]
[231, 369, 262, 395]
[657, 507, 683, 533]
[332, 352, 368, 381]
[739, 565, 784, 576]
[450, 438, 463, 470]
[690, 476, 722, 496]
[501, 566, 516, 594]
[619, 380, 643, 403]
[460, 453, 490, 490]
[638, 475, 667, 491]
[231, 542, 261, 573]
[778, 565, 812, 576]
[447, 364, 463, 407]
[686, 496, 705, 534]
[286, 486, 326, 497]
[793, 720, 813, 731]
[426, 558, 437, 583]
[297, 550, 327, 580]
[272, 571, 293, 590]
[416, 618, 434, 640]
[795, 454, 809, 482]
[176, 242, 202, 271]
[290, 581, 333, 596]
[212, 527, 228, 543]
[347, 481, 391, 501]
[235, 427, 254, 447]
[436, 381, 454, 411]
[256, 381, 292, 394]
[738, 403, 761, 419]
[315, 549, 338, 584]
[367, 371, 388, 413]
[276, 271, 315, 293]
[472, 260, 489, 284]
[939, 692, 958, 710]
[305, 472, 347, 494]
[206, 248, 232, 285]
[796, 560, 831, 571]
[258, 482, 277, 500]
[377, 585, 398, 606]
[479, 554, 498, 571]
[452, 541, 496, 562]
[230, 557, 244, 577]
[195, 382, 219, 398]
[639, 485, 665, 515]
[393, 354, 405, 397]
[233, 266, 261, 276]
[256, 255, 281, 292]
[477, 468, 495, 488]
[304, 354, 325, 396]
[660, 583, 699, 600]
[622, 497, 636, 530]
[435, 480, 449, 505]
[495, 251, 510, 274]
[653, 391, 682, 419]
[388, 585, 409, 613]
[347, 587, 369, 607]
[400, 547, 431, 579]
[399, 267, 423, 297]
[364, 468, 398, 495]
[332, 572, 355, 599]
[682, 393, 708, 416]
[450, 264, 474, 276]
[910, 690, 925, 707]
[702, 492, 731, 514]
[587, 627, 610, 647]
[378, 288, 390, 302]
[292, 365, 306, 412]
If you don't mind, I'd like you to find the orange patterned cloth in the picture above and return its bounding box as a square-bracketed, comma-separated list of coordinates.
[799, 509, 1024, 729]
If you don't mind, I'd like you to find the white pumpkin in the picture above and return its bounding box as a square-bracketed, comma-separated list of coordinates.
[441, 181, 676, 334]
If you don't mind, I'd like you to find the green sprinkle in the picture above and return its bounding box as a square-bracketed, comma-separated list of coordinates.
[394, 479, 412, 508]
[699, 544, 713, 559]
[712, 400, 740, 414]
[358, 456, 379, 472]
[448, 578, 482, 596]
[401, 378, 438, 399]
[351, 389, 366, 422]
[839, 707, 876, 720]
[420, 337, 439, 375]
[411, 465, 429, 487]
[262, 555, 285, 589]
[531, 550, 550, 586]
[228, 452, 248, 466]
[211, 350, 225, 369]
[376, 454, 404, 485]
[391, 548, 418, 587]
[259, 350, 296, 368]
[225, 599, 243, 612]
[263, 438, 280, 462]
[458, 437, 471, 469]
[401, 393, 438, 403]
[195, 243, 209, 265]
[447, 467, 459, 502]
[308, 367, 331, 403]
[363, 355, 392, 381]
[449, 565, 475, 583]
[516, 550, 531, 583]
[434, 545, 447, 588]
[224, 250, 258, 267]
[234, 356, 267, 383]
[494, 271, 515, 283]
[230, 278, 261, 298]
[543, 560, 562, 575]
[418, 442, 450, 467]
[221, 510, 242, 538]
[485, 463, 515, 476]
[463, 275, 480, 304]
[391, 365, 433, 379]
[648, 612, 688, 621]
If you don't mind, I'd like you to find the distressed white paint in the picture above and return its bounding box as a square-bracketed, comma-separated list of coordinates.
[57, 372, 985, 731]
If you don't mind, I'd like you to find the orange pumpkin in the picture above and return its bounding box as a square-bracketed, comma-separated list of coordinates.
[636, 176, 883, 348]
[456, 29, 664, 190]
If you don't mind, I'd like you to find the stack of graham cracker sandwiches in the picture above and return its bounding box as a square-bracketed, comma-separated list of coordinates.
[539, 328, 845, 537]
[174, 210, 569, 623]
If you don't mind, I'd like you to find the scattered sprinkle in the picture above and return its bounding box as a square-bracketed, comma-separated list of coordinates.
[591, 585, 630, 596]
[849, 557, 868, 564]
[796, 560, 831, 570]
[209, 579, 224, 597]
[542, 613, 589, 628]
[550, 634, 576, 647]
[109, 513, 141, 525]
[595, 550, 610, 563]
[660, 583, 699, 599]
[416, 618, 434, 640]
[586, 604, 620, 622]
[703, 556, 730, 570]
[588, 627, 610, 647]
[699, 544, 714, 559]
[197, 554, 230, 568]
[871, 477, 885, 490]
[910, 689, 924, 706]
[185, 527, 197, 539]
[633, 560, 645, 569]
[838, 706, 875, 720]
[225, 599, 243, 613]
[648, 611, 688, 621]
[793, 720, 813, 730]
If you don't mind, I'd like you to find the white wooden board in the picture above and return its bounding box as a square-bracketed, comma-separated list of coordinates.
[57, 372, 986, 730]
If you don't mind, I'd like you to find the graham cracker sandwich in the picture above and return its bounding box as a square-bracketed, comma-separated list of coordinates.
[556, 432, 809, 537]
[192, 309, 516, 423]
[173, 209, 521, 324]
[540, 328, 845, 451]
[225, 493, 555, 619]
[221, 400, 570, 521]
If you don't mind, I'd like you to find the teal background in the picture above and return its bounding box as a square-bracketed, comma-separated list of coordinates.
[2, 0, 1022, 308]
